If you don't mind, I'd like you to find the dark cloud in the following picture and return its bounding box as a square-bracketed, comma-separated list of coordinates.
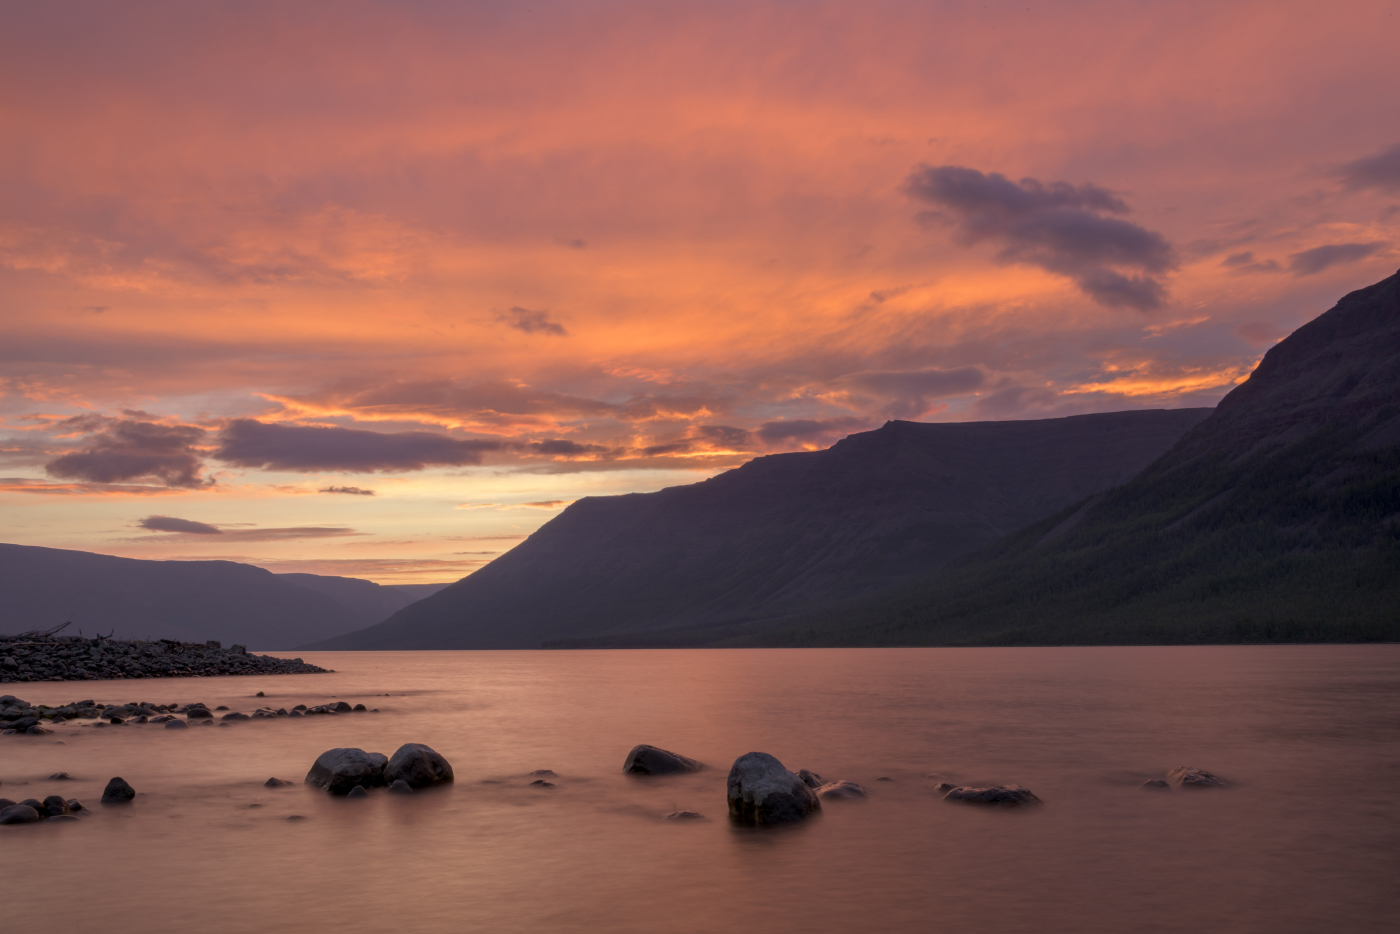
[840, 366, 985, 418]
[695, 425, 752, 448]
[1337, 143, 1400, 192]
[756, 417, 871, 446]
[1221, 251, 1281, 274]
[903, 164, 1175, 310]
[529, 439, 609, 456]
[498, 306, 568, 336]
[1287, 242, 1386, 276]
[45, 418, 208, 488]
[640, 441, 692, 456]
[139, 515, 222, 534]
[319, 485, 375, 495]
[215, 419, 504, 472]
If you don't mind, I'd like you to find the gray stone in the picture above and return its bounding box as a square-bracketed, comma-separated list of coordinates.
[41, 795, 70, 817]
[941, 785, 1042, 806]
[264, 777, 289, 787]
[345, 785, 369, 799]
[333, 701, 353, 713]
[1166, 767, 1227, 789]
[0, 805, 41, 824]
[66, 798, 82, 811]
[797, 769, 824, 788]
[165, 719, 188, 730]
[816, 780, 869, 800]
[726, 752, 821, 825]
[623, 744, 703, 775]
[221, 711, 250, 721]
[11, 716, 38, 731]
[101, 777, 136, 804]
[387, 779, 413, 794]
[304, 747, 388, 795]
[184, 707, 212, 719]
[384, 743, 454, 788]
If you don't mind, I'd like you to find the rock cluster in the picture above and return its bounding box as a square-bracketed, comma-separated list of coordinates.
[0, 636, 328, 683]
[1, 693, 377, 735]
[305, 744, 454, 796]
[0, 791, 86, 825]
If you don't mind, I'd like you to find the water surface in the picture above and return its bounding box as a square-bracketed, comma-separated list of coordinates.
[4, 646, 1398, 933]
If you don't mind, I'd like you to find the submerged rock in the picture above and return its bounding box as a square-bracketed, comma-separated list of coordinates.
[387, 779, 413, 794]
[165, 719, 188, 730]
[264, 777, 290, 787]
[941, 785, 1041, 807]
[816, 780, 869, 800]
[797, 769, 824, 788]
[48, 772, 70, 780]
[665, 810, 705, 820]
[305, 748, 388, 795]
[1141, 779, 1171, 791]
[623, 744, 703, 775]
[101, 777, 136, 804]
[384, 743, 454, 788]
[346, 785, 369, 799]
[1166, 767, 1228, 789]
[0, 804, 41, 824]
[41, 795, 70, 817]
[726, 752, 821, 825]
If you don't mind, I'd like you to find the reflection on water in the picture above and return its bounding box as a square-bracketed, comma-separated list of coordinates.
[4, 646, 1398, 933]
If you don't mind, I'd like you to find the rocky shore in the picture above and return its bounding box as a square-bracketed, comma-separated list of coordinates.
[1, 693, 377, 734]
[0, 635, 329, 683]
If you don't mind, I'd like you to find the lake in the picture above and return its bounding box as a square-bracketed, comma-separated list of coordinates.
[4, 646, 1398, 933]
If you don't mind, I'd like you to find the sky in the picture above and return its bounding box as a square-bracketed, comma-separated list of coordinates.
[2, 0, 1398, 583]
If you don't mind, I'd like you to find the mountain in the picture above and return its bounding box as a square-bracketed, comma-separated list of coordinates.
[308, 407, 1212, 650]
[0, 545, 379, 649]
[709, 269, 1400, 647]
[276, 574, 448, 627]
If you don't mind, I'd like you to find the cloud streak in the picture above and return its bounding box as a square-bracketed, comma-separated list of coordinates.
[44, 418, 209, 488]
[903, 165, 1175, 310]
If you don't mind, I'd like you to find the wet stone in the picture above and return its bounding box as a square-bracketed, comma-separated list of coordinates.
[623, 744, 703, 775]
[264, 777, 290, 787]
[0, 805, 41, 824]
[1166, 767, 1228, 789]
[345, 785, 369, 799]
[387, 779, 413, 794]
[101, 777, 136, 804]
[941, 785, 1042, 807]
[1141, 779, 1171, 790]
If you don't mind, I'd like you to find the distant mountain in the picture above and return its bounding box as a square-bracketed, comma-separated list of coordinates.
[307, 407, 1211, 650]
[276, 574, 447, 628]
[0, 545, 383, 649]
[705, 269, 1400, 647]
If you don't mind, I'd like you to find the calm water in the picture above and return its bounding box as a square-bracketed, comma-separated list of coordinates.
[3, 646, 1398, 934]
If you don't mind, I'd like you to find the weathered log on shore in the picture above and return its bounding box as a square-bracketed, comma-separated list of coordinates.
[0, 635, 329, 683]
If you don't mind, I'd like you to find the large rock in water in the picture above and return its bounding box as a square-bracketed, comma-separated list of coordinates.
[623, 744, 703, 775]
[0, 804, 41, 824]
[305, 748, 388, 795]
[384, 743, 454, 788]
[727, 752, 821, 824]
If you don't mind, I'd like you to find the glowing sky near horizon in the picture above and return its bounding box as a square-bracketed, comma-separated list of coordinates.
[2, 0, 1398, 582]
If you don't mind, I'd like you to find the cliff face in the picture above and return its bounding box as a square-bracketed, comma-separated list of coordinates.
[311, 407, 1211, 649]
[739, 270, 1400, 648]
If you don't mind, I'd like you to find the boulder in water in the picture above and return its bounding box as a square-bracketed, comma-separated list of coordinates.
[384, 743, 454, 788]
[304, 748, 388, 795]
[726, 752, 821, 825]
[165, 719, 188, 730]
[1166, 767, 1228, 789]
[623, 744, 703, 775]
[0, 804, 41, 824]
[41, 795, 70, 817]
[101, 777, 136, 804]
[816, 780, 869, 800]
[941, 784, 1041, 806]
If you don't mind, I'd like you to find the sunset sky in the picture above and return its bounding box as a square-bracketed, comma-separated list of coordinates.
[2, 0, 1397, 582]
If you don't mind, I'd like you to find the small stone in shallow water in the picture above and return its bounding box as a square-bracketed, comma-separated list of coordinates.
[726, 752, 821, 825]
[66, 799, 82, 811]
[665, 810, 704, 820]
[165, 719, 188, 730]
[875, 777, 894, 782]
[941, 785, 1041, 807]
[41, 795, 70, 817]
[530, 780, 555, 788]
[797, 769, 823, 788]
[1166, 767, 1228, 789]
[353, 704, 366, 711]
[817, 781, 869, 800]
[384, 743, 454, 789]
[529, 769, 557, 777]
[256, 692, 264, 697]
[48, 772, 70, 780]
[387, 779, 413, 794]
[623, 744, 704, 775]
[286, 814, 306, 821]
[1141, 779, 1171, 790]
[345, 785, 369, 799]
[101, 777, 136, 804]
[264, 778, 290, 787]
